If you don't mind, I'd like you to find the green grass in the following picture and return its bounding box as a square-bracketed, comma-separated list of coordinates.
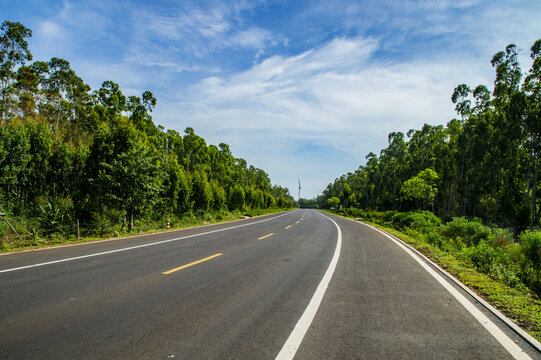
[327, 210, 541, 343]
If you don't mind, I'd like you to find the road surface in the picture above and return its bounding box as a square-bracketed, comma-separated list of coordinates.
[0, 209, 538, 359]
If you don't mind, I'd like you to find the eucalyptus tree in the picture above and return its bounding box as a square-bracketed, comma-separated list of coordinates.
[39, 57, 91, 137]
[0, 21, 32, 121]
[523, 39, 541, 225]
[400, 169, 439, 212]
[127, 90, 157, 136]
[451, 84, 472, 121]
[14, 61, 48, 118]
[182, 127, 209, 173]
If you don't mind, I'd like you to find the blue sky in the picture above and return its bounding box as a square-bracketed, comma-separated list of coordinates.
[3, 0, 541, 199]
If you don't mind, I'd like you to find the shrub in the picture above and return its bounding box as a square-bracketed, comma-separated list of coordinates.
[35, 196, 74, 234]
[381, 210, 398, 223]
[488, 228, 514, 248]
[425, 231, 442, 247]
[519, 230, 541, 282]
[469, 240, 498, 273]
[439, 217, 491, 247]
[391, 211, 441, 233]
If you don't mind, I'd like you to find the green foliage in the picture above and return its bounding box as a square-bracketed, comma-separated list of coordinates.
[390, 210, 441, 233]
[211, 181, 227, 211]
[1, 21, 33, 119]
[400, 168, 439, 210]
[425, 231, 443, 247]
[229, 185, 245, 210]
[520, 231, 541, 282]
[191, 171, 213, 211]
[327, 196, 340, 209]
[439, 217, 491, 247]
[35, 195, 73, 233]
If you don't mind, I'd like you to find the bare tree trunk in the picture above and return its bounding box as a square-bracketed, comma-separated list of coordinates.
[526, 156, 532, 222]
[532, 157, 538, 226]
[129, 212, 134, 232]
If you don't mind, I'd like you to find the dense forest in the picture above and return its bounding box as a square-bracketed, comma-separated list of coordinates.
[314, 39, 541, 231]
[0, 21, 295, 240]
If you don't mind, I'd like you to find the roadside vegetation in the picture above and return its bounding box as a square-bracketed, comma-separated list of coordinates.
[0, 20, 296, 251]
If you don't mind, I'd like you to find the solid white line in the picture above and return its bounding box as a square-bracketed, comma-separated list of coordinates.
[337, 214, 541, 352]
[0, 212, 291, 274]
[275, 211, 342, 360]
[362, 222, 532, 360]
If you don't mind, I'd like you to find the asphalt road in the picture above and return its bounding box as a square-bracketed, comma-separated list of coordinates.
[0, 210, 538, 359]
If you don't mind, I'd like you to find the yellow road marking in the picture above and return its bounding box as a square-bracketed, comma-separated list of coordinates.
[258, 233, 274, 240]
[162, 253, 223, 275]
[296, 220, 300, 224]
[285, 225, 292, 229]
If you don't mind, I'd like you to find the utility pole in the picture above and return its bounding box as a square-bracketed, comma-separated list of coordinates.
[298, 178, 301, 201]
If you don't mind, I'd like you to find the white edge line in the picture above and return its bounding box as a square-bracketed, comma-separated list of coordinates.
[359, 221, 532, 360]
[0, 212, 291, 274]
[359, 221, 541, 353]
[338, 213, 541, 353]
[275, 211, 342, 360]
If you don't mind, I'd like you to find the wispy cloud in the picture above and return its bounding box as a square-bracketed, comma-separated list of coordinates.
[156, 35, 492, 196]
[10, 0, 540, 197]
[126, 2, 285, 67]
[226, 27, 287, 49]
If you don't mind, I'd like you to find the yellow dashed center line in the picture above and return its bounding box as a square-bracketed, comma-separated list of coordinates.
[296, 220, 300, 224]
[285, 225, 292, 229]
[162, 253, 223, 275]
[258, 233, 275, 240]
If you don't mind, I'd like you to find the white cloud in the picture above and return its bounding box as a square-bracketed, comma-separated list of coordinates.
[226, 27, 285, 49]
[38, 21, 64, 38]
[21, 0, 540, 198]
[155, 36, 494, 197]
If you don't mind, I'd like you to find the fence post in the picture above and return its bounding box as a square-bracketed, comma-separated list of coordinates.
[1, 212, 22, 241]
[77, 219, 80, 240]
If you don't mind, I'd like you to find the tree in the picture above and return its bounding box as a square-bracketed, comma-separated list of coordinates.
[127, 90, 157, 135]
[0, 21, 32, 121]
[401, 169, 439, 212]
[101, 143, 161, 230]
[191, 171, 213, 212]
[211, 180, 227, 211]
[327, 196, 340, 209]
[229, 185, 245, 210]
[39, 57, 90, 136]
[524, 39, 541, 225]
[451, 84, 471, 121]
[14, 61, 48, 118]
[81, 121, 161, 230]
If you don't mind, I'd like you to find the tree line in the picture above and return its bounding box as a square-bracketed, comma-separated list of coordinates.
[315, 39, 541, 231]
[0, 20, 295, 236]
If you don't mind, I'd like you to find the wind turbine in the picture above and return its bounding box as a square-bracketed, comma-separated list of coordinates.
[298, 178, 301, 201]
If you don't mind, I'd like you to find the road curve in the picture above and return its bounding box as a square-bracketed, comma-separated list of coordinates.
[0, 209, 538, 359]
